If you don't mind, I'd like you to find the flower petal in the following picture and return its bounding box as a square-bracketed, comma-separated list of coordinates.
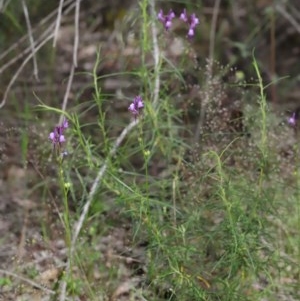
[49, 132, 55, 141]
[59, 135, 66, 143]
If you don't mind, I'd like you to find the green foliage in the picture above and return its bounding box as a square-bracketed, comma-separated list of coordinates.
[0, 277, 12, 287]
[2, 1, 300, 300]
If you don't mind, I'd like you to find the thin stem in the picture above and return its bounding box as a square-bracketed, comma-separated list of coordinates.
[149, 0, 161, 109]
[21, 0, 39, 80]
[59, 63, 75, 124]
[53, 0, 64, 47]
[73, 0, 81, 67]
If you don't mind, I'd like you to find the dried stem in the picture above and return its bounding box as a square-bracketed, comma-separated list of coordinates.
[53, 0, 65, 47]
[73, 0, 81, 67]
[149, 0, 161, 109]
[21, 0, 39, 81]
[59, 63, 75, 124]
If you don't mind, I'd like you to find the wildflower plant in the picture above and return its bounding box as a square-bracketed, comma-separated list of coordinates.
[48, 115, 72, 246]
[27, 3, 294, 301]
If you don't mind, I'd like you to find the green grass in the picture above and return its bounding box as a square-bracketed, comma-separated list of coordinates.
[49, 24, 296, 301]
[1, 1, 300, 301]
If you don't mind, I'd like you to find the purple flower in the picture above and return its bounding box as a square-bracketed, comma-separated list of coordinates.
[49, 118, 69, 148]
[128, 96, 144, 118]
[62, 118, 68, 129]
[190, 13, 199, 28]
[288, 112, 297, 127]
[180, 9, 199, 38]
[158, 9, 176, 30]
[179, 9, 188, 22]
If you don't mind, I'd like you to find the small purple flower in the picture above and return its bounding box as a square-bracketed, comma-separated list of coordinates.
[180, 9, 199, 38]
[190, 13, 199, 28]
[62, 118, 68, 129]
[179, 9, 188, 22]
[288, 112, 297, 127]
[49, 118, 69, 148]
[128, 96, 144, 119]
[158, 9, 176, 30]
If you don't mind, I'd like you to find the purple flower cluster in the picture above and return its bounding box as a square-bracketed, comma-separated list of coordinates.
[49, 118, 69, 149]
[128, 95, 144, 119]
[179, 9, 199, 38]
[158, 8, 199, 38]
[157, 9, 176, 31]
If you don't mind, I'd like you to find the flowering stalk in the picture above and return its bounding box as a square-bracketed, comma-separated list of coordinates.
[49, 117, 71, 246]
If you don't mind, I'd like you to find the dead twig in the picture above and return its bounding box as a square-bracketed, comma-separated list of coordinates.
[149, 0, 161, 109]
[59, 63, 75, 124]
[53, 0, 65, 47]
[21, 0, 39, 81]
[73, 0, 81, 67]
